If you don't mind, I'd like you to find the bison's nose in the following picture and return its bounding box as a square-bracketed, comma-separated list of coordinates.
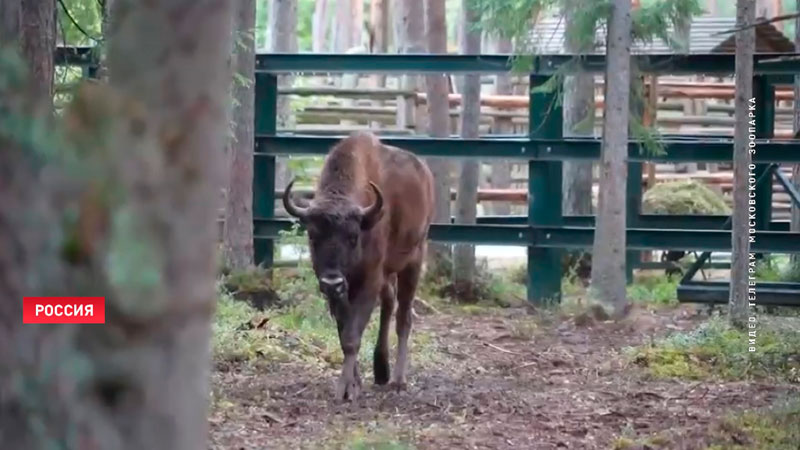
[319, 273, 347, 298]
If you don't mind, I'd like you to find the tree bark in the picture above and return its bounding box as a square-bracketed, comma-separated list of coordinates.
[395, 0, 425, 132]
[490, 35, 513, 216]
[312, 0, 330, 53]
[729, 0, 755, 327]
[453, 0, 481, 300]
[792, 0, 800, 269]
[20, 0, 56, 106]
[0, 0, 22, 48]
[223, 0, 256, 270]
[425, 0, 453, 274]
[269, 0, 297, 189]
[0, 1, 234, 448]
[562, 0, 594, 216]
[334, 0, 354, 52]
[590, 0, 631, 317]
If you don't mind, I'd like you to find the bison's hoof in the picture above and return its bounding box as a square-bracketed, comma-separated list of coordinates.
[335, 376, 362, 402]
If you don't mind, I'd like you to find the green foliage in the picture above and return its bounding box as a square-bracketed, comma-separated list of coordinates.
[753, 255, 800, 283]
[57, 0, 103, 45]
[642, 180, 731, 215]
[626, 273, 678, 306]
[628, 316, 800, 382]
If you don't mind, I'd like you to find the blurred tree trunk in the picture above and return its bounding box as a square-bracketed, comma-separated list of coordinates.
[270, 0, 297, 189]
[370, 0, 388, 80]
[425, 0, 453, 275]
[334, 0, 354, 52]
[20, 0, 56, 106]
[729, 0, 755, 327]
[590, 0, 631, 318]
[395, 0, 424, 132]
[0, 0, 21, 47]
[453, 0, 481, 300]
[223, 0, 256, 270]
[562, 0, 594, 216]
[490, 35, 512, 216]
[0, 1, 234, 448]
[792, 0, 800, 269]
[97, 0, 116, 79]
[312, 0, 329, 52]
[351, 0, 364, 48]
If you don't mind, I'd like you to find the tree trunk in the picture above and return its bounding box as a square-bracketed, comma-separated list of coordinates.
[312, 0, 330, 53]
[95, 0, 117, 80]
[0, 0, 21, 45]
[370, 0, 388, 81]
[351, 0, 364, 49]
[425, 0, 452, 274]
[223, 0, 256, 271]
[453, 0, 481, 300]
[590, 0, 631, 317]
[334, 0, 354, 52]
[20, 0, 56, 106]
[0, 1, 234, 448]
[729, 0, 755, 327]
[792, 0, 800, 270]
[269, 0, 297, 189]
[490, 35, 513, 216]
[562, 0, 594, 216]
[395, 0, 425, 132]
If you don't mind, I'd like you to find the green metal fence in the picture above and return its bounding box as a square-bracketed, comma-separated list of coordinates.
[56, 48, 800, 306]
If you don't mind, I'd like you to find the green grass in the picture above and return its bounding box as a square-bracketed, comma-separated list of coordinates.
[754, 255, 800, 283]
[306, 421, 417, 450]
[626, 272, 679, 307]
[627, 316, 800, 382]
[706, 398, 800, 450]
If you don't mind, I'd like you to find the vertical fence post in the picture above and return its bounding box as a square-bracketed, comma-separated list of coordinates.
[528, 75, 563, 305]
[753, 76, 774, 232]
[253, 72, 278, 267]
[626, 162, 643, 282]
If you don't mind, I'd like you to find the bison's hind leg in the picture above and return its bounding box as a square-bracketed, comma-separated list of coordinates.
[374, 275, 397, 385]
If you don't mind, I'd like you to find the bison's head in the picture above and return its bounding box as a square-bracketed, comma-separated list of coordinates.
[283, 179, 384, 307]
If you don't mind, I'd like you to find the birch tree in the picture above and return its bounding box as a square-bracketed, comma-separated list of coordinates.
[453, 0, 481, 299]
[589, 0, 631, 316]
[0, 1, 234, 448]
[223, 0, 257, 270]
[729, 0, 755, 327]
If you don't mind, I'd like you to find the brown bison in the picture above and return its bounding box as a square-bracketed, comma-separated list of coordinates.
[282, 132, 434, 401]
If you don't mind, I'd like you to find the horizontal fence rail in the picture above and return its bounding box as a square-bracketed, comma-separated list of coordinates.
[54, 47, 800, 306]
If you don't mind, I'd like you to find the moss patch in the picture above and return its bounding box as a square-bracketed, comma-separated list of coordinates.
[628, 316, 800, 382]
[643, 180, 730, 215]
[706, 398, 800, 450]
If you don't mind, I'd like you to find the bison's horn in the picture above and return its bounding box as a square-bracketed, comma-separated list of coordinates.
[283, 178, 309, 219]
[360, 181, 384, 224]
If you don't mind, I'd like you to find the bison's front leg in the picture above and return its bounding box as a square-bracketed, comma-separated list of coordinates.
[334, 288, 377, 402]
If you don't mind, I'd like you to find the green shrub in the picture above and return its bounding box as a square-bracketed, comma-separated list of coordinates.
[642, 180, 730, 215]
[628, 317, 800, 382]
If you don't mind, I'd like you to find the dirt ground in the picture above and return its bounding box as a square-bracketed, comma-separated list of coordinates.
[208, 304, 797, 450]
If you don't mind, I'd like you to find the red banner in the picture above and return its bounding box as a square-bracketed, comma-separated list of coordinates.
[22, 297, 106, 324]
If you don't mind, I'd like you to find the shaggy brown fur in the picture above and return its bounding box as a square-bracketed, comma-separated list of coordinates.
[283, 131, 434, 401]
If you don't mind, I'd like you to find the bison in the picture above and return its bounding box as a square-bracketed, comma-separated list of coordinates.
[282, 132, 434, 401]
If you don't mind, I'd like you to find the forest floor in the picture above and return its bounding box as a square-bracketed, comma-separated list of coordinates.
[207, 288, 800, 450]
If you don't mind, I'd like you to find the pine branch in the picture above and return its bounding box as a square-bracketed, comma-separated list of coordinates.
[712, 12, 800, 36]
